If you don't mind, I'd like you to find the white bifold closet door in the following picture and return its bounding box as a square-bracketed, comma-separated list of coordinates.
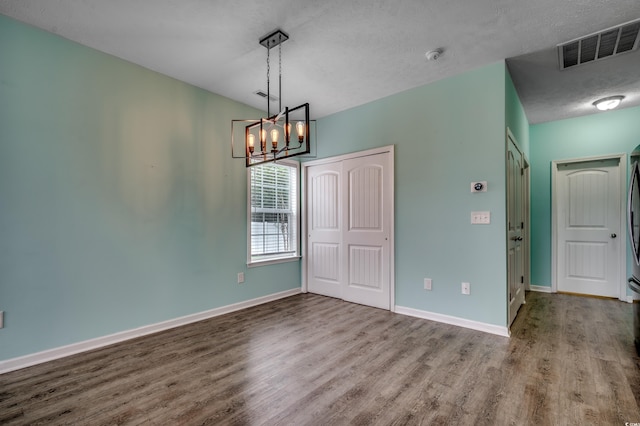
[306, 150, 392, 310]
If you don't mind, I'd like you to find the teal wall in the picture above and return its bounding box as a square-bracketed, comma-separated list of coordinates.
[0, 16, 301, 360]
[316, 62, 509, 326]
[505, 70, 529, 157]
[530, 106, 640, 287]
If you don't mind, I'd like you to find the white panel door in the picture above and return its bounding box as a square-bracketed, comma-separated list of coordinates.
[507, 134, 525, 326]
[342, 153, 391, 310]
[557, 159, 621, 297]
[305, 148, 393, 310]
[307, 161, 343, 298]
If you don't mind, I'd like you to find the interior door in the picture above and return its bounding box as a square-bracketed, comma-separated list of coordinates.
[341, 153, 391, 310]
[507, 133, 525, 325]
[557, 158, 621, 297]
[305, 149, 393, 310]
[628, 161, 640, 268]
[307, 161, 342, 298]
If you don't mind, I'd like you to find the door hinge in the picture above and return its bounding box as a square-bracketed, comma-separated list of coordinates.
[521, 222, 524, 229]
[520, 276, 524, 284]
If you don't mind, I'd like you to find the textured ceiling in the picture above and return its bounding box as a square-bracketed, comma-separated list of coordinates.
[1, 0, 639, 123]
[507, 41, 640, 123]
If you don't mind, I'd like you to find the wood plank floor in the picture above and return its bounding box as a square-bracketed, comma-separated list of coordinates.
[1, 291, 639, 425]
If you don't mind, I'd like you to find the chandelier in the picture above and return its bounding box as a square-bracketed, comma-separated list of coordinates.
[240, 29, 310, 167]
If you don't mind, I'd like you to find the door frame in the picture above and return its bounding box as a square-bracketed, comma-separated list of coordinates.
[301, 145, 395, 311]
[551, 153, 627, 301]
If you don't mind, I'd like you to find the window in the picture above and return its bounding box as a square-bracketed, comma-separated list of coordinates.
[248, 160, 299, 265]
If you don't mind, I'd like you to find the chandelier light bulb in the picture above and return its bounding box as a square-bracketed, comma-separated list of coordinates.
[296, 121, 305, 142]
[285, 122, 292, 146]
[271, 128, 279, 150]
[260, 129, 267, 153]
[248, 133, 255, 153]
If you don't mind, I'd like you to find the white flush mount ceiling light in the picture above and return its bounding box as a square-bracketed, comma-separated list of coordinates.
[593, 95, 625, 111]
[234, 29, 310, 167]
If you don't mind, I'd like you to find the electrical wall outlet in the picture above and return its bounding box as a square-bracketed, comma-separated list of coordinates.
[237, 272, 245, 284]
[424, 278, 432, 291]
[0, 311, 4, 329]
[462, 282, 470, 295]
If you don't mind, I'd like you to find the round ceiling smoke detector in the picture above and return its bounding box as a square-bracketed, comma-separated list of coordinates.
[425, 48, 444, 61]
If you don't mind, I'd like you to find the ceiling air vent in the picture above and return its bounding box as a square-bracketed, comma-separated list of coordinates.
[254, 90, 278, 102]
[558, 19, 640, 70]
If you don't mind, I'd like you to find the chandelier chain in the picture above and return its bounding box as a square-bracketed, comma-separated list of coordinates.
[266, 45, 270, 117]
[279, 42, 282, 113]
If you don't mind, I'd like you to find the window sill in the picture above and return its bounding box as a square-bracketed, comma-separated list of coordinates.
[247, 256, 301, 268]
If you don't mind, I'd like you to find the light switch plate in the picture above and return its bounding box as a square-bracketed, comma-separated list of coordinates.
[471, 211, 490, 224]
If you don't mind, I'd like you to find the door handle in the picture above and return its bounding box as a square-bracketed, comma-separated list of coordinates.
[611, 233, 617, 238]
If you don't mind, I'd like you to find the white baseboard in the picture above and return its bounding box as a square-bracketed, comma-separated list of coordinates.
[394, 306, 510, 337]
[0, 288, 301, 375]
[528, 285, 553, 293]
